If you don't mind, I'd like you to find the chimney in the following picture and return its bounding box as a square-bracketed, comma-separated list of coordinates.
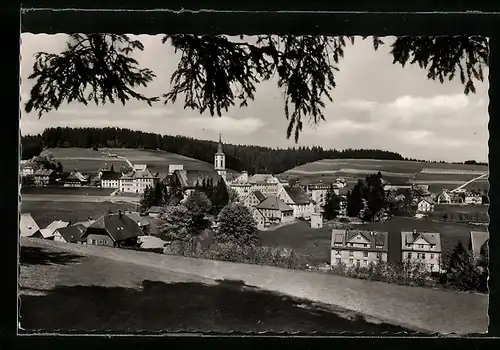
[118, 210, 123, 217]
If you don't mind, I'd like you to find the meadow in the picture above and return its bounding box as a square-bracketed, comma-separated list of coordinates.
[259, 217, 482, 266]
[40, 147, 238, 176]
[21, 200, 136, 228]
[283, 158, 489, 192]
[21, 186, 116, 196]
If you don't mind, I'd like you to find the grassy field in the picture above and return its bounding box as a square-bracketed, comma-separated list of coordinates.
[19, 240, 410, 333]
[283, 158, 489, 192]
[20, 201, 136, 228]
[41, 147, 238, 176]
[259, 217, 482, 266]
[21, 186, 116, 196]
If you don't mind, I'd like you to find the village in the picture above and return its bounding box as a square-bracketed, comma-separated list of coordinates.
[20, 135, 489, 283]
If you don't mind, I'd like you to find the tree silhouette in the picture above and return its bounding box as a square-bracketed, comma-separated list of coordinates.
[24, 35, 488, 141]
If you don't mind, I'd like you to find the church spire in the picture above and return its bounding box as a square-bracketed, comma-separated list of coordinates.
[217, 133, 224, 154]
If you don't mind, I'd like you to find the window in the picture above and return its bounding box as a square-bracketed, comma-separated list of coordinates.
[421, 253, 426, 259]
[431, 254, 434, 259]
[99, 240, 103, 245]
[336, 250, 341, 256]
[364, 244, 368, 248]
[420, 244, 424, 249]
[356, 259, 361, 267]
[376, 252, 382, 259]
[430, 264, 434, 270]
[363, 251, 368, 258]
[363, 260, 368, 266]
[349, 259, 353, 264]
[349, 251, 354, 257]
[408, 253, 412, 259]
[91, 239, 96, 245]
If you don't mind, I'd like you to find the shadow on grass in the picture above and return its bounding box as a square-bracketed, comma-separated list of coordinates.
[20, 246, 83, 266]
[20, 278, 423, 335]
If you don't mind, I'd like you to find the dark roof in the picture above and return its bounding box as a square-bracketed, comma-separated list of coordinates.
[34, 168, 55, 176]
[101, 171, 122, 180]
[331, 229, 389, 252]
[173, 169, 222, 188]
[252, 190, 266, 202]
[419, 196, 435, 205]
[282, 186, 311, 204]
[83, 213, 143, 242]
[56, 224, 87, 243]
[256, 195, 293, 211]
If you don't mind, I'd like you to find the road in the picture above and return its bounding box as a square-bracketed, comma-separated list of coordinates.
[21, 238, 489, 335]
[22, 194, 140, 204]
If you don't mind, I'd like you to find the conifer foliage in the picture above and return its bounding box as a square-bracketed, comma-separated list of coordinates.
[25, 35, 488, 141]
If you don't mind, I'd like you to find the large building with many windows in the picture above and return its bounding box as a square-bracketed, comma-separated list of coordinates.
[330, 229, 389, 268]
[400, 230, 442, 273]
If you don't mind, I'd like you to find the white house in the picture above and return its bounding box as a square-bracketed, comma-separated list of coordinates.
[302, 182, 334, 208]
[243, 190, 266, 208]
[417, 197, 435, 212]
[250, 207, 267, 230]
[330, 229, 388, 268]
[119, 164, 159, 194]
[465, 192, 483, 205]
[437, 190, 452, 204]
[401, 230, 442, 273]
[21, 162, 37, 177]
[168, 164, 184, 175]
[277, 185, 314, 219]
[248, 174, 283, 196]
[310, 212, 323, 229]
[255, 195, 294, 226]
[101, 171, 122, 188]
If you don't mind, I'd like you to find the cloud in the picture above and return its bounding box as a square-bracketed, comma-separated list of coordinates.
[181, 116, 265, 134]
[341, 99, 378, 112]
[128, 108, 174, 117]
[56, 108, 110, 116]
[385, 94, 470, 119]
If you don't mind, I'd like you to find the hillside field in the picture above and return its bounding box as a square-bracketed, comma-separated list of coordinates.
[40, 147, 238, 176]
[283, 159, 489, 192]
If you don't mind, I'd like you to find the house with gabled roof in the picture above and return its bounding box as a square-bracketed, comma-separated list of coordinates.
[100, 170, 122, 188]
[243, 190, 266, 208]
[469, 231, 489, 262]
[248, 173, 283, 196]
[37, 220, 70, 239]
[256, 195, 294, 225]
[19, 213, 41, 238]
[250, 207, 266, 230]
[33, 168, 56, 186]
[277, 185, 314, 219]
[124, 211, 151, 230]
[437, 190, 452, 204]
[464, 192, 483, 205]
[119, 165, 160, 194]
[53, 224, 87, 243]
[417, 197, 435, 213]
[330, 229, 388, 268]
[81, 211, 143, 247]
[401, 230, 442, 273]
[74, 219, 96, 228]
[64, 171, 90, 187]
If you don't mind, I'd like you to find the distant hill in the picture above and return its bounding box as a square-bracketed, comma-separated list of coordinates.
[283, 158, 489, 192]
[41, 147, 238, 176]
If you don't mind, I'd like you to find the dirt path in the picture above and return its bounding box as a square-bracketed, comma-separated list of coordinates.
[21, 238, 488, 335]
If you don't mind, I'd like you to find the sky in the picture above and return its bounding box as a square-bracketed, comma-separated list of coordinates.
[20, 34, 489, 163]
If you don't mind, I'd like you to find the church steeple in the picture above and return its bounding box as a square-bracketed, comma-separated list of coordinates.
[216, 133, 224, 155]
[214, 133, 226, 182]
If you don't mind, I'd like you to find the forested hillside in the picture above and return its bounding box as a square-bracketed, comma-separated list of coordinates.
[22, 126, 413, 174]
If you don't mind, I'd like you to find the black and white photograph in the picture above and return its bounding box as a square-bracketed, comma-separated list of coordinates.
[19, 33, 489, 335]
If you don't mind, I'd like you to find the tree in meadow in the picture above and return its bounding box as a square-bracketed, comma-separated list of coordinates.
[323, 184, 341, 220]
[215, 202, 259, 246]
